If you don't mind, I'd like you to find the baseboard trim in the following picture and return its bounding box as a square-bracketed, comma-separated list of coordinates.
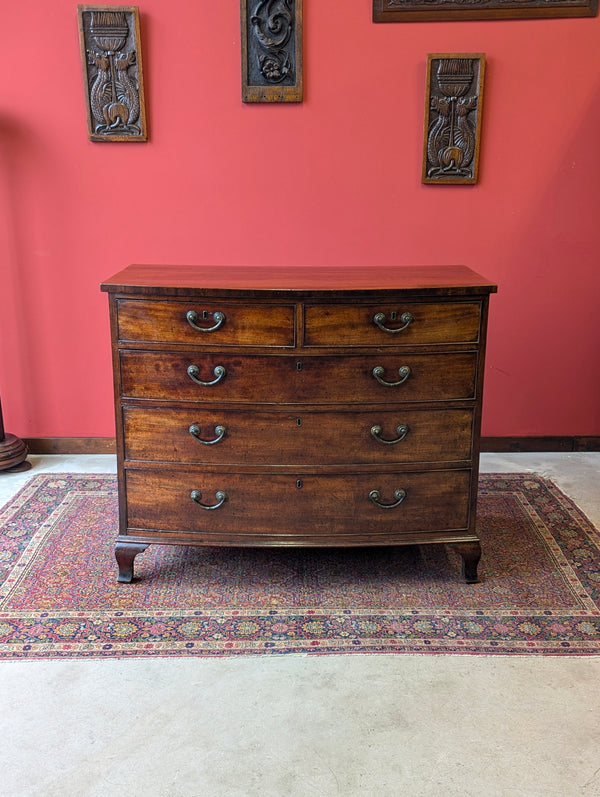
[480, 436, 600, 453]
[24, 438, 117, 455]
[22, 436, 600, 455]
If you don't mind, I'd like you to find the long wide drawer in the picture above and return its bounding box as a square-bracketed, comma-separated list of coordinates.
[122, 406, 474, 465]
[119, 351, 478, 404]
[125, 468, 471, 539]
[116, 299, 295, 346]
[304, 301, 481, 346]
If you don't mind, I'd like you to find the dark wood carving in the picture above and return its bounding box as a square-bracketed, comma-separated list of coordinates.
[422, 54, 485, 186]
[373, 0, 598, 21]
[77, 6, 147, 142]
[241, 0, 303, 103]
[0, 396, 30, 473]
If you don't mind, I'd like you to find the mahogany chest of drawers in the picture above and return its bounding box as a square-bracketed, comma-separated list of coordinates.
[101, 265, 496, 583]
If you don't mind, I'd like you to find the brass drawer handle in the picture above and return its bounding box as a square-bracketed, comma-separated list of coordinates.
[372, 365, 411, 387]
[189, 424, 227, 445]
[373, 312, 414, 334]
[190, 489, 227, 510]
[186, 310, 225, 332]
[187, 364, 226, 386]
[369, 488, 406, 509]
[371, 424, 409, 445]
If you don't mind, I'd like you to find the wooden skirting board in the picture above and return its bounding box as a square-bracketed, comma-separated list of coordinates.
[22, 436, 600, 455]
[481, 437, 600, 453]
[24, 438, 117, 455]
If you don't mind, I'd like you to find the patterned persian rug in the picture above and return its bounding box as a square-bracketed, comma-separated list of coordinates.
[0, 473, 599, 659]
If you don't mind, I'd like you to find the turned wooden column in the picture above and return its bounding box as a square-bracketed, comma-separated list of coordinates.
[0, 394, 29, 472]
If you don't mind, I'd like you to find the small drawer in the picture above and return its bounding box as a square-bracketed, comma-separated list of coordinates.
[116, 299, 295, 346]
[304, 302, 481, 346]
[125, 468, 471, 541]
[119, 351, 478, 404]
[122, 406, 474, 465]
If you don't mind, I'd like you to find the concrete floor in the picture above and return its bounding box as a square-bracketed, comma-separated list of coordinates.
[0, 453, 599, 797]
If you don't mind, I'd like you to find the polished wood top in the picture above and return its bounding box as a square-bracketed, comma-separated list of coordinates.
[101, 264, 497, 298]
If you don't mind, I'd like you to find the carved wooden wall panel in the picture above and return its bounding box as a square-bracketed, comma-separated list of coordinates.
[241, 0, 303, 103]
[422, 54, 485, 185]
[374, 0, 597, 21]
[78, 5, 147, 142]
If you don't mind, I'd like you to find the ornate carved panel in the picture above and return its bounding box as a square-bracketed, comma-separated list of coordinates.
[374, 0, 597, 21]
[78, 6, 147, 142]
[422, 54, 485, 185]
[241, 0, 303, 103]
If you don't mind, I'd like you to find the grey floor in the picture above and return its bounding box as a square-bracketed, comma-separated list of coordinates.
[0, 453, 599, 797]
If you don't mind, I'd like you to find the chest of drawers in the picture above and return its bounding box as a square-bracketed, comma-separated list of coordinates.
[101, 265, 496, 584]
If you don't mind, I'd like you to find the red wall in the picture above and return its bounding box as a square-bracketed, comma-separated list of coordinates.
[1, 1, 599, 439]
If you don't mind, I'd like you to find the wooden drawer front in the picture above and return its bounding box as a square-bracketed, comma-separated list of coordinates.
[125, 469, 471, 539]
[304, 302, 481, 347]
[116, 299, 295, 346]
[119, 351, 478, 404]
[123, 406, 474, 465]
